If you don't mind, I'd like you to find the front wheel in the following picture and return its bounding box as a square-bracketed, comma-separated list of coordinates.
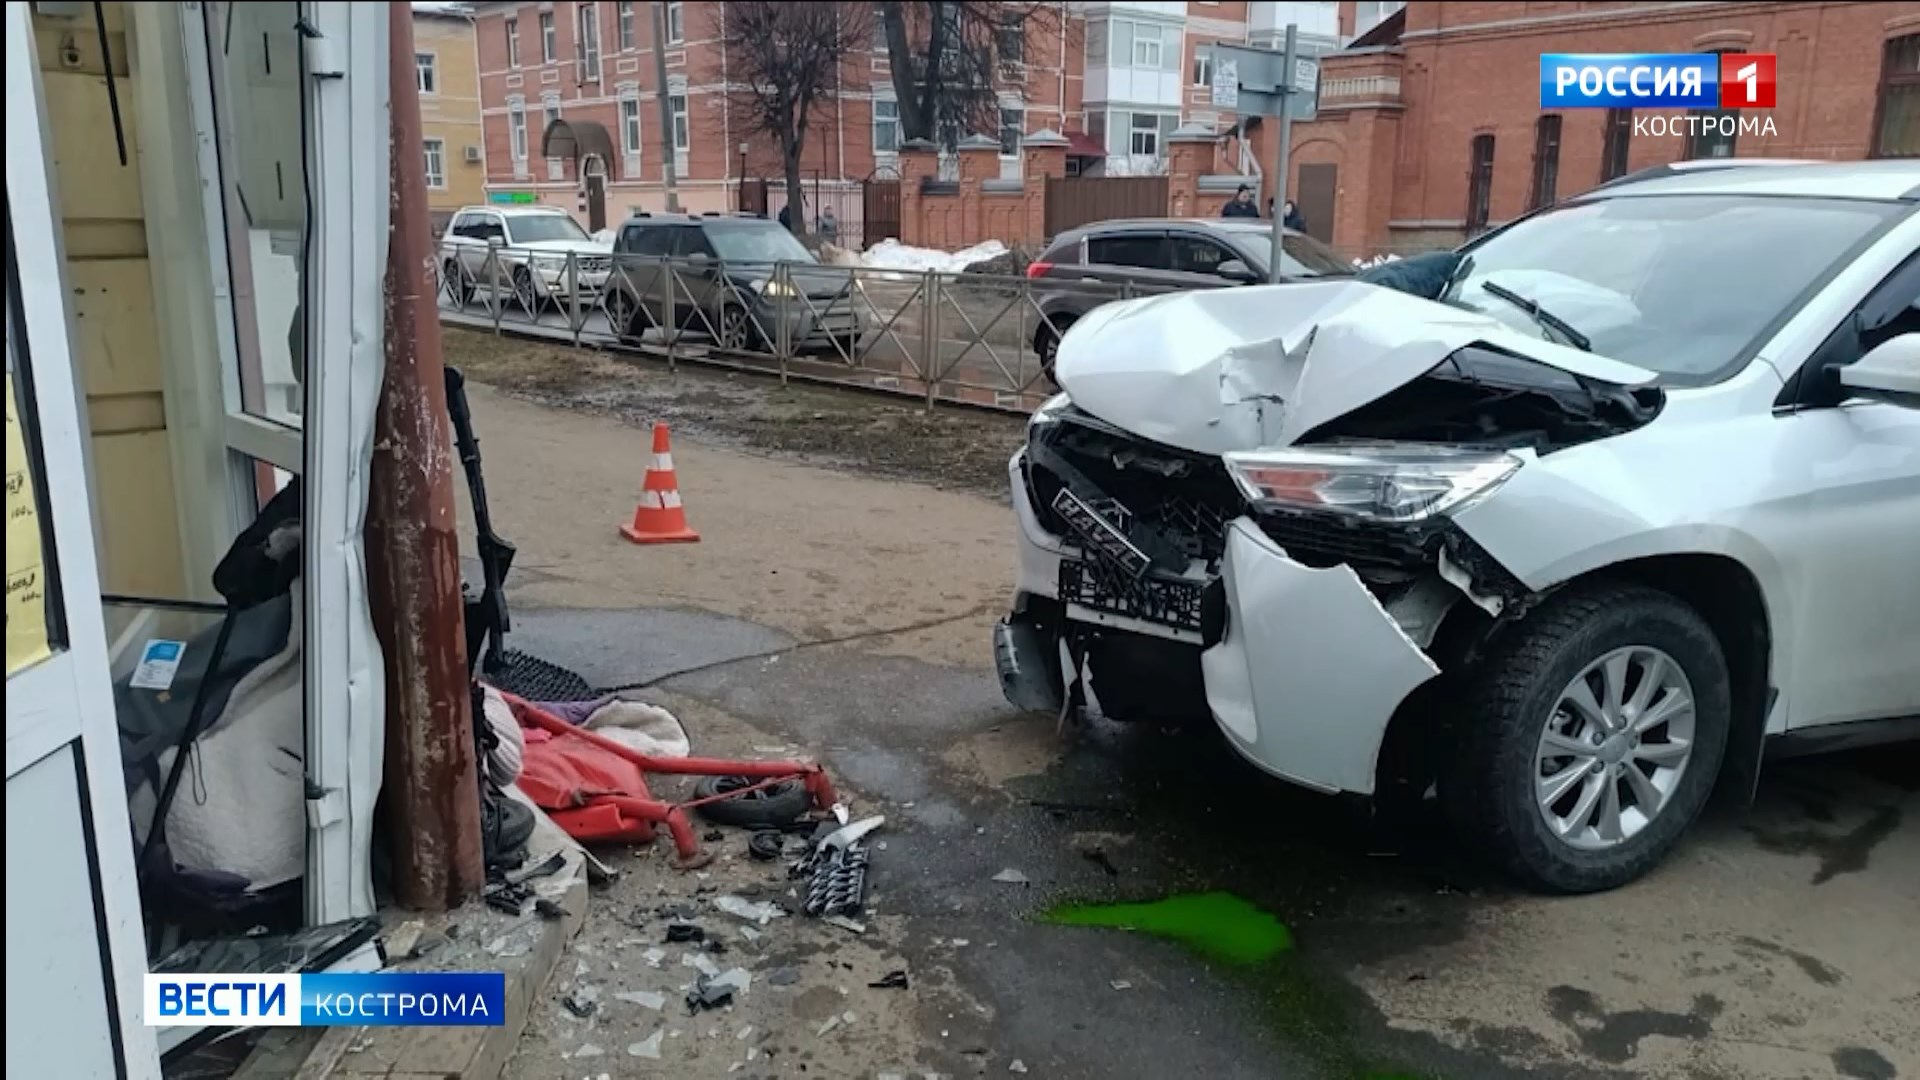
[511, 266, 542, 316]
[1442, 582, 1730, 893]
[716, 304, 763, 352]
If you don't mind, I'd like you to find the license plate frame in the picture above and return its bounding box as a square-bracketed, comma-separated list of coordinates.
[1058, 559, 1206, 633]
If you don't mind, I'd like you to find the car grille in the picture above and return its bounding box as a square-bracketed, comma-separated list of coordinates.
[1027, 410, 1241, 570]
[579, 256, 612, 273]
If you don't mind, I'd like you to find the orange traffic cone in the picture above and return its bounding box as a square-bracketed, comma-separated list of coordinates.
[620, 423, 701, 544]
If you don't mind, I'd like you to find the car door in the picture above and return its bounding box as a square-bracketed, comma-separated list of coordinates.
[671, 226, 723, 331]
[443, 211, 473, 268]
[1080, 230, 1176, 295]
[1167, 230, 1254, 291]
[1766, 249, 1920, 730]
[466, 212, 508, 279]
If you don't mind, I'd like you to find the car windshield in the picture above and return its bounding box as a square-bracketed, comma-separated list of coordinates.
[1440, 194, 1904, 384]
[705, 223, 815, 264]
[506, 214, 590, 243]
[1239, 228, 1353, 277]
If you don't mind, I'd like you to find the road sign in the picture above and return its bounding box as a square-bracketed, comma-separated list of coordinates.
[1294, 56, 1319, 92]
[1211, 57, 1239, 110]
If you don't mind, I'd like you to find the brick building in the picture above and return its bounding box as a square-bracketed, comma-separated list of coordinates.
[1276, 1, 1920, 256]
[466, 2, 1389, 232]
[468, 0, 1089, 227]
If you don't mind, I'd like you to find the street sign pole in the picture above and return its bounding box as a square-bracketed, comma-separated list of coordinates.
[1268, 24, 1297, 284]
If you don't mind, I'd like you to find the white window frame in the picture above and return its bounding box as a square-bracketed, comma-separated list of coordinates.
[1129, 110, 1161, 156]
[617, 0, 636, 50]
[540, 11, 556, 63]
[1132, 25, 1162, 69]
[666, 1, 684, 45]
[1193, 51, 1211, 87]
[423, 137, 446, 189]
[415, 50, 437, 94]
[577, 2, 601, 82]
[505, 16, 519, 67]
[670, 91, 690, 152]
[873, 97, 899, 154]
[510, 103, 528, 160]
[620, 95, 642, 155]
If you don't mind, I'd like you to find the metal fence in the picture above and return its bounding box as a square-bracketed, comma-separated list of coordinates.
[435, 244, 1168, 413]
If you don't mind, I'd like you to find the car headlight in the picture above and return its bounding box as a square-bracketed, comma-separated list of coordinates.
[530, 255, 567, 271]
[752, 278, 798, 297]
[1223, 443, 1519, 523]
[1030, 392, 1071, 429]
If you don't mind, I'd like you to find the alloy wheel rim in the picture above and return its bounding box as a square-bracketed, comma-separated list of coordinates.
[1533, 645, 1696, 851]
[721, 308, 747, 348]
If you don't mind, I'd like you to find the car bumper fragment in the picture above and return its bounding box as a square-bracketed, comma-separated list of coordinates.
[1199, 519, 1441, 794]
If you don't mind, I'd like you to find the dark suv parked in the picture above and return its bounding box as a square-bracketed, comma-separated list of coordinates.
[1025, 218, 1351, 368]
[604, 214, 862, 351]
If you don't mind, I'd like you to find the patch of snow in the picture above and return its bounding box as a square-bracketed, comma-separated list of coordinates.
[859, 239, 1008, 273]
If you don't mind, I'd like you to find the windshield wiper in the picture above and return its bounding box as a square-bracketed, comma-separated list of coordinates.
[1480, 280, 1592, 353]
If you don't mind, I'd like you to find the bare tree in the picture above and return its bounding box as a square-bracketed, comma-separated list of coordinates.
[719, 1, 866, 236]
[877, 1, 1063, 148]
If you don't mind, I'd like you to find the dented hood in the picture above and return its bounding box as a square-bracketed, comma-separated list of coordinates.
[1052, 281, 1658, 456]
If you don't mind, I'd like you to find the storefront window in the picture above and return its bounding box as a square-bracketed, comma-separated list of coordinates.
[6, 225, 65, 674]
[201, 2, 308, 436]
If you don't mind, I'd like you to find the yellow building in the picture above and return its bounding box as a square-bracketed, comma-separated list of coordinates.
[415, 5, 485, 231]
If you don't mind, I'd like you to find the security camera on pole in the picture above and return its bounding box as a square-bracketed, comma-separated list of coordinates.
[1207, 27, 1318, 283]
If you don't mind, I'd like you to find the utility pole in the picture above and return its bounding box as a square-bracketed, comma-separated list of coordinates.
[374, 3, 485, 910]
[1268, 24, 1297, 284]
[651, 1, 681, 212]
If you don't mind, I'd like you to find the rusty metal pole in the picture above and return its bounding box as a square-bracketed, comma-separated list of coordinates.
[367, 5, 486, 911]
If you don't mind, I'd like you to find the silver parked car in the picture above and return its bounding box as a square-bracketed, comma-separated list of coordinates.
[439, 204, 612, 312]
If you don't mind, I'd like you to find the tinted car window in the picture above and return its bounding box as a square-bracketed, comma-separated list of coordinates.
[1087, 234, 1168, 270]
[625, 226, 677, 257]
[1171, 235, 1235, 275]
[675, 227, 717, 258]
[472, 217, 506, 243]
[449, 212, 472, 236]
[505, 214, 590, 244]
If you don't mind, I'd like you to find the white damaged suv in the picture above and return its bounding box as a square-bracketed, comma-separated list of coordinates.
[995, 161, 1919, 892]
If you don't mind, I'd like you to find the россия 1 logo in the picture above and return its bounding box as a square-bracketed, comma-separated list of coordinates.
[1540, 53, 1777, 109]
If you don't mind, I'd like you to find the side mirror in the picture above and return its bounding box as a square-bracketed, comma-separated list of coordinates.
[1838, 333, 1920, 409]
[1216, 259, 1258, 283]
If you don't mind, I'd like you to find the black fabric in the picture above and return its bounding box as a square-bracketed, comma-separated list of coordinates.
[471, 683, 532, 874]
[213, 477, 303, 610]
[1220, 199, 1259, 219]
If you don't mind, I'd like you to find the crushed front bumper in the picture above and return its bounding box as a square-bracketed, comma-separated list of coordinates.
[997, 448, 1444, 795]
[1200, 520, 1440, 794]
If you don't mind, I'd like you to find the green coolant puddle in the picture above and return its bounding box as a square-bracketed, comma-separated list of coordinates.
[1040, 891, 1293, 965]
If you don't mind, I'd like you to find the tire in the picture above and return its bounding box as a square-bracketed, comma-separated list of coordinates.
[605, 287, 638, 341]
[691, 775, 814, 828]
[511, 266, 542, 315]
[1441, 581, 1731, 893]
[443, 260, 474, 307]
[716, 304, 762, 352]
[1035, 315, 1075, 383]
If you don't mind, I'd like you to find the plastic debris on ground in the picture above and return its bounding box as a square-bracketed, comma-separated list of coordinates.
[685, 968, 751, 1014]
[713, 894, 785, 925]
[823, 914, 867, 934]
[868, 970, 909, 990]
[572, 1042, 604, 1059]
[561, 986, 599, 1017]
[1010, 1060, 1029, 1073]
[1110, 979, 1134, 991]
[665, 921, 705, 943]
[991, 868, 1030, 885]
[627, 1031, 664, 1059]
[613, 989, 666, 1011]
